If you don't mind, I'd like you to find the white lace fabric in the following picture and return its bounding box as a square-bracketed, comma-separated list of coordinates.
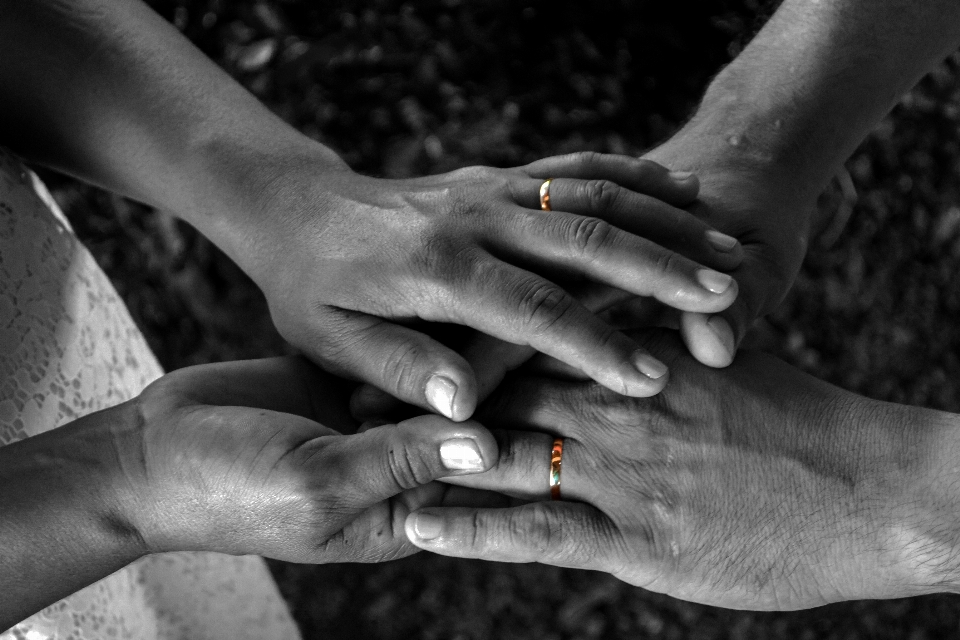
[0, 149, 300, 640]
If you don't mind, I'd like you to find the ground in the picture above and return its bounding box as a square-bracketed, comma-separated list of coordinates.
[37, 0, 960, 637]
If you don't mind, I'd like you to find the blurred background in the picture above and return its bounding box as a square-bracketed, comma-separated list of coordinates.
[36, 0, 960, 637]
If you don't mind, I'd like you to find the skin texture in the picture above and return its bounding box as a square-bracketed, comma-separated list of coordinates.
[0, 357, 499, 630]
[405, 332, 960, 609]
[646, 0, 960, 367]
[0, 0, 745, 421]
[399, 0, 960, 603]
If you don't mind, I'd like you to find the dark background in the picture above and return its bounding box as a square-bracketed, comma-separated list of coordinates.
[41, 0, 960, 637]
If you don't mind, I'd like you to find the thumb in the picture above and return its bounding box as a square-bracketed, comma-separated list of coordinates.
[307, 415, 499, 506]
[316, 309, 479, 421]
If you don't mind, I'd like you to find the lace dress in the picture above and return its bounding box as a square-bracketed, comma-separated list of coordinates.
[0, 148, 300, 640]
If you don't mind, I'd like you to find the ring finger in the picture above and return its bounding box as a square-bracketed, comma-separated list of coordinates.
[513, 176, 741, 269]
[439, 429, 602, 504]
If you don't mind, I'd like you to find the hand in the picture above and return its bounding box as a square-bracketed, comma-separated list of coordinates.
[232, 151, 742, 421]
[112, 357, 500, 563]
[641, 119, 826, 367]
[347, 123, 823, 422]
[403, 333, 960, 609]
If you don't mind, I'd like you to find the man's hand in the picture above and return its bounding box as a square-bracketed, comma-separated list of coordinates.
[403, 333, 960, 609]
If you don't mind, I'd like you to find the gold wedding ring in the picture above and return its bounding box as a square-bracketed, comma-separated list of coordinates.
[539, 178, 554, 212]
[549, 437, 564, 500]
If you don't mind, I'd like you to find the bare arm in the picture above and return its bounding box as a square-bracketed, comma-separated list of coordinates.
[0, 407, 145, 630]
[0, 358, 499, 630]
[645, 0, 960, 366]
[0, 0, 746, 416]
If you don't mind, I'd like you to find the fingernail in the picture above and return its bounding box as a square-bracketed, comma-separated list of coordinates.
[633, 352, 668, 379]
[706, 230, 738, 252]
[413, 513, 442, 540]
[440, 438, 484, 471]
[696, 269, 733, 295]
[425, 375, 458, 420]
[669, 170, 695, 181]
[707, 316, 736, 359]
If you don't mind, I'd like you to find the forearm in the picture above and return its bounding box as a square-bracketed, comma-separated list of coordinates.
[0, 0, 346, 254]
[0, 403, 146, 630]
[683, 0, 960, 195]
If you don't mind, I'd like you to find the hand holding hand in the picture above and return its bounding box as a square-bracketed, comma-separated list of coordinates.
[404, 333, 960, 609]
[111, 357, 498, 563]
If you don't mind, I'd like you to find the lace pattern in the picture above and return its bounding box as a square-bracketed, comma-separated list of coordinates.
[0, 149, 299, 640]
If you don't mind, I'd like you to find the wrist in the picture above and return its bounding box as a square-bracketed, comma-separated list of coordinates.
[0, 403, 148, 622]
[170, 129, 351, 261]
[855, 398, 960, 595]
[675, 76, 840, 202]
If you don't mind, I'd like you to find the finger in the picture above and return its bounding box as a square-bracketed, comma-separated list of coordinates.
[521, 151, 699, 206]
[475, 376, 619, 440]
[679, 251, 787, 368]
[405, 501, 619, 573]
[448, 264, 670, 397]
[492, 206, 739, 314]
[315, 309, 479, 421]
[515, 176, 741, 271]
[520, 300, 680, 379]
[462, 283, 633, 403]
[307, 415, 498, 505]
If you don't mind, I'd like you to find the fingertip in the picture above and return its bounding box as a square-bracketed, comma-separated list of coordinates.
[705, 229, 738, 253]
[666, 170, 700, 204]
[397, 415, 498, 473]
[425, 371, 477, 422]
[405, 510, 442, 545]
[616, 351, 669, 397]
[680, 312, 736, 368]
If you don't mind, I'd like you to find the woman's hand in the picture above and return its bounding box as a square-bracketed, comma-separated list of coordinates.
[117, 357, 499, 563]
[403, 333, 960, 609]
[222, 151, 741, 422]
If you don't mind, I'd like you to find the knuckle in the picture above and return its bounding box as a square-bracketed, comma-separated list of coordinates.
[571, 150, 603, 169]
[584, 179, 622, 214]
[653, 249, 682, 277]
[412, 230, 462, 281]
[514, 280, 576, 334]
[507, 506, 559, 553]
[385, 442, 434, 490]
[568, 216, 615, 259]
[379, 338, 428, 396]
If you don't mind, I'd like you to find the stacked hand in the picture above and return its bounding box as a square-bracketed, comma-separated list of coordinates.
[229, 151, 742, 421]
[404, 332, 959, 609]
[642, 125, 823, 367]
